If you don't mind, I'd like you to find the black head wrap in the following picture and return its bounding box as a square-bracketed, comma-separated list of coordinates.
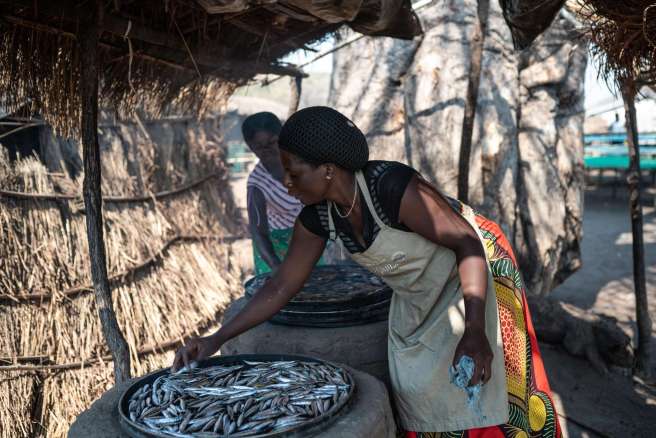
[278, 106, 368, 171]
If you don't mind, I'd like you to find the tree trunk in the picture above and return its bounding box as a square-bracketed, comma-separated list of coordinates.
[621, 78, 652, 378]
[330, 3, 584, 297]
[79, 1, 131, 383]
[513, 10, 587, 294]
[458, 0, 490, 203]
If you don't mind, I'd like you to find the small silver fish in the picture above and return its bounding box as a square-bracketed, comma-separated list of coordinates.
[128, 359, 351, 437]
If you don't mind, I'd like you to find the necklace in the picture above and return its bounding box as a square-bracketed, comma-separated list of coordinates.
[335, 177, 358, 219]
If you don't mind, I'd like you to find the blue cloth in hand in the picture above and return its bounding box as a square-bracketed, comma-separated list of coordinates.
[449, 355, 485, 419]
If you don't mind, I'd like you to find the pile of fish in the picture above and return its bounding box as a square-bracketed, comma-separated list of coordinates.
[126, 360, 352, 437]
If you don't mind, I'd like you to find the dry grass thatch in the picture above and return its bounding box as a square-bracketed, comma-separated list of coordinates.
[0, 0, 342, 137]
[0, 0, 421, 138]
[575, 0, 656, 86]
[0, 118, 246, 437]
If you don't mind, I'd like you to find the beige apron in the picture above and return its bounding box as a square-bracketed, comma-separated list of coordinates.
[327, 171, 508, 432]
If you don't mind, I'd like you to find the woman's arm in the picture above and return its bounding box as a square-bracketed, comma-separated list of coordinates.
[172, 221, 326, 370]
[247, 186, 281, 270]
[398, 174, 492, 385]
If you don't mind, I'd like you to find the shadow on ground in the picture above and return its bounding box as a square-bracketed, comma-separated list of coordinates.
[547, 187, 656, 437]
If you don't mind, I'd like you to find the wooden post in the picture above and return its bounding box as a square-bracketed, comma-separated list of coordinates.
[287, 76, 303, 119]
[457, 0, 490, 203]
[621, 78, 652, 379]
[79, 1, 132, 383]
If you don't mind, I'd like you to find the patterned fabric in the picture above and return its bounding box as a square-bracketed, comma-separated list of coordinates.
[247, 162, 302, 230]
[252, 228, 294, 275]
[406, 211, 561, 438]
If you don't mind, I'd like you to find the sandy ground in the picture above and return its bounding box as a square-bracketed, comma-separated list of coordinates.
[551, 189, 656, 361]
[229, 175, 656, 436]
[547, 187, 656, 437]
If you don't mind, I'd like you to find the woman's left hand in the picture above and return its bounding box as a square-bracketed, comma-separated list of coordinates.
[453, 326, 494, 385]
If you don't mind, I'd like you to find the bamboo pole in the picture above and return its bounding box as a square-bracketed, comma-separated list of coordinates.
[79, 1, 131, 383]
[287, 76, 303, 118]
[457, 0, 489, 203]
[621, 78, 652, 379]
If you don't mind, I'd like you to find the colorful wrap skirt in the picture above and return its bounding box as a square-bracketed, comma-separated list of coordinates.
[407, 214, 561, 438]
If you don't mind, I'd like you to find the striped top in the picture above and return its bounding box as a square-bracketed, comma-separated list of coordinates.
[247, 162, 302, 230]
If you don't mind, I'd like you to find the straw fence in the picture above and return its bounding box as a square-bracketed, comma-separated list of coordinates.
[0, 117, 245, 437]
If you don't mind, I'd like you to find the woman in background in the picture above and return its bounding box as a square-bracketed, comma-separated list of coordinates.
[242, 112, 302, 274]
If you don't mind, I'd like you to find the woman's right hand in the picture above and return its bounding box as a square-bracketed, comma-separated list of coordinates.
[172, 335, 221, 372]
[168, 222, 323, 373]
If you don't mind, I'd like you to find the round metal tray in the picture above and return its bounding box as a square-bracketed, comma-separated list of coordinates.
[118, 354, 356, 438]
[245, 265, 392, 312]
[270, 298, 391, 327]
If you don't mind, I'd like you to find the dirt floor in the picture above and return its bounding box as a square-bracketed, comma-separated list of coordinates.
[548, 187, 656, 437]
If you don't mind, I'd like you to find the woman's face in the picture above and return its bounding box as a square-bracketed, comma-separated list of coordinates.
[247, 131, 280, 165]
[280, 150, 331, 205]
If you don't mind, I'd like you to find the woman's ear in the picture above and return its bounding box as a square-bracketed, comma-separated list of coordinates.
[323, 164, 335, 180]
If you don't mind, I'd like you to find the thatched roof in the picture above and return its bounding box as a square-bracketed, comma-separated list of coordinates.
[574, 0, 656, 87]
[0, 0, 421, 137]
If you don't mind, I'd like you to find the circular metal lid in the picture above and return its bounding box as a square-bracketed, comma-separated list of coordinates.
[270, 299, 391, 328]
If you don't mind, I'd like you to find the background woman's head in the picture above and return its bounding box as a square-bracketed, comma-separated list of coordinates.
[278, 107, 368, 204]
[241, 112, 282, 167]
